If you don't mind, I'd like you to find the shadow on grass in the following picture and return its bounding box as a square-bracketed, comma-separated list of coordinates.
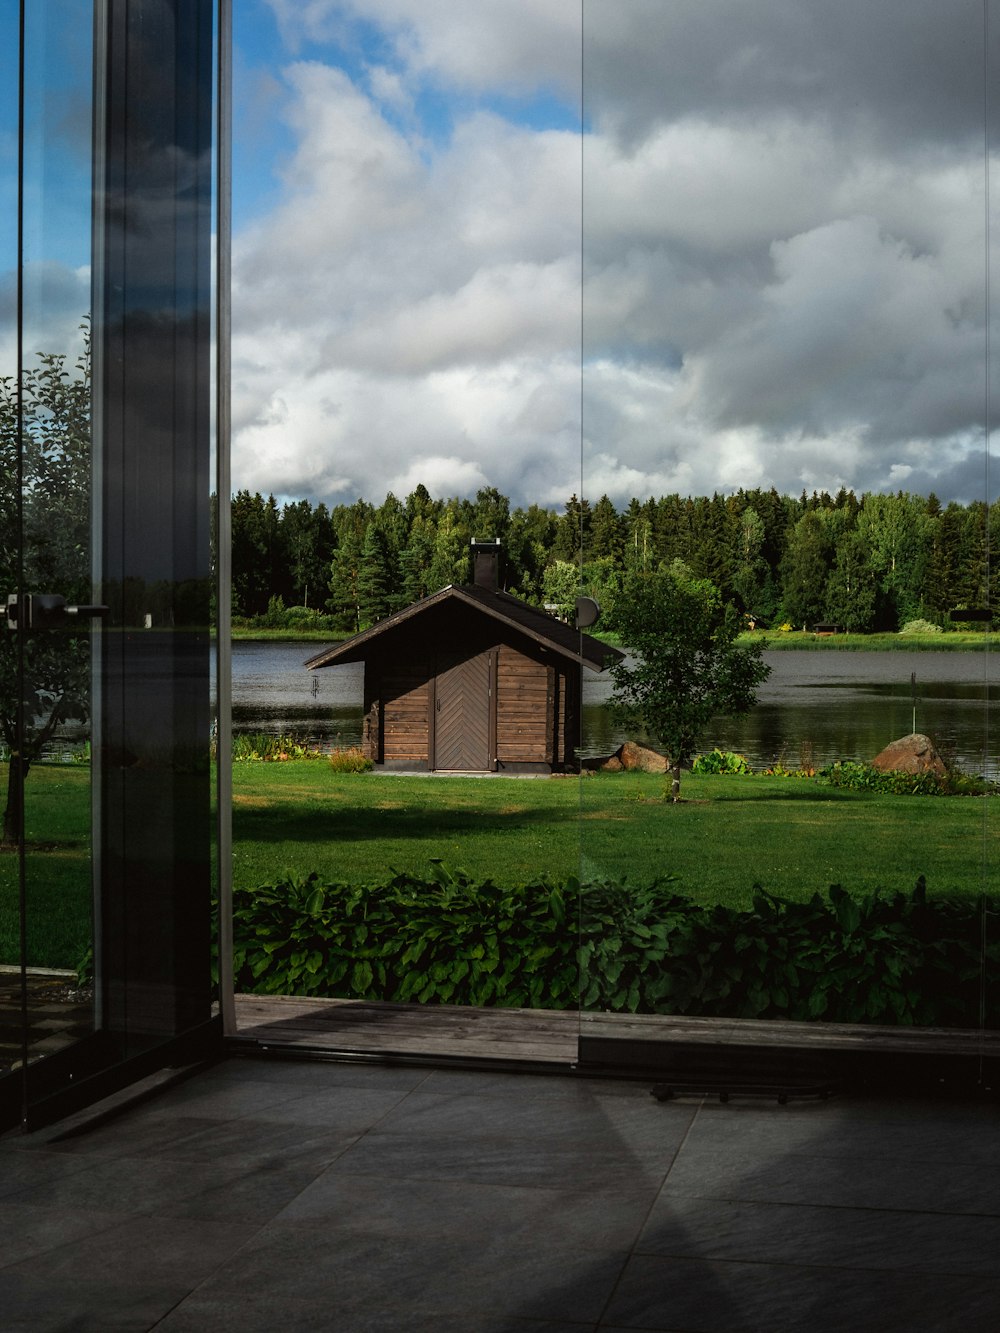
[706, 783, 862, 804]
[233, 801, 578, 845]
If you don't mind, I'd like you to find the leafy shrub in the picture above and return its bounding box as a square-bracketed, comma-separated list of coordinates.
[232, 866, 999, 1028]
[233, 863, 578, 1009]
[899, 618, 942, 635]
[692, 749, 751, 775]
[232, 731, 327, 762]
[760, 760, 816, 778]
[819, 760, 995, 797]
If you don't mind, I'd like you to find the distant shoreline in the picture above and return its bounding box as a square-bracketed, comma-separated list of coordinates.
[228, 627, 993, 650]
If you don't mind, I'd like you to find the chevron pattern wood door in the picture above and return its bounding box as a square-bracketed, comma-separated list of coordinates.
[434, 653, 492, 770]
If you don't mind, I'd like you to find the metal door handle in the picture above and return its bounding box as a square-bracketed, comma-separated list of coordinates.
[5, 593, 109, 630]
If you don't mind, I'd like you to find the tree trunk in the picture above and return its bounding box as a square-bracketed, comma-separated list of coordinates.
[670, 759, 682, 803]
[2, 752, 27, 847]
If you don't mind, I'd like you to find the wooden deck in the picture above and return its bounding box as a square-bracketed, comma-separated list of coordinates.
[232, 995, 1000, 1068]
[233, 994, 580, 1064]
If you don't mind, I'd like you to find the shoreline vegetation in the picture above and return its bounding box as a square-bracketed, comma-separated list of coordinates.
[230, 624, 994, 650]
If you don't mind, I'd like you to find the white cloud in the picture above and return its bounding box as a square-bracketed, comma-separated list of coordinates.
[266, 0, 582, 98]
[232, 58, 581, 508]
[234, 3, 996, 510]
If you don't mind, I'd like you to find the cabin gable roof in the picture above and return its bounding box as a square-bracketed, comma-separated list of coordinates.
[304, 583, 622, 673]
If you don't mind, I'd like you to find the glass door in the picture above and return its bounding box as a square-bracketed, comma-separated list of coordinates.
[1, 0, 100, 1129]
[2, 0, 227, 1133]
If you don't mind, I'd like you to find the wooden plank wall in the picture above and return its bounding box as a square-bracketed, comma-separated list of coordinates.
[380, 671, 432, 764]
[496, 644, 552, 765]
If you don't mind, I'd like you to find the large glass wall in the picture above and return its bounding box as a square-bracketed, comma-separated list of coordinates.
[2, 0, 226, 1132]
[579, 0, 997, 1082]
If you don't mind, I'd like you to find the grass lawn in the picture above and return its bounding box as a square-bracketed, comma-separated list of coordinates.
[0, 765, 92, 969]
[3, 760, 994, 968]
[232, 764, 995, 907]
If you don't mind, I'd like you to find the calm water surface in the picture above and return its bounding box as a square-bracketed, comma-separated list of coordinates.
[231, 642, 997, 779]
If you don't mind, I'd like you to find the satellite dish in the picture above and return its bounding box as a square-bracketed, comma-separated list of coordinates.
[575, 596, 601, 629]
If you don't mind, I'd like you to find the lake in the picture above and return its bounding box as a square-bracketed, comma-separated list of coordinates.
[232, 641, 998, 780]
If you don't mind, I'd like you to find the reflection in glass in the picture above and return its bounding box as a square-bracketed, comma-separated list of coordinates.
[580, 1, 995, 1062]
[0, 1, 96, 1101]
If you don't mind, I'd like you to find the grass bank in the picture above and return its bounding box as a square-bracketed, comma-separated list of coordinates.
[231, 627, 350, 642]
[745, 631, 993, 651]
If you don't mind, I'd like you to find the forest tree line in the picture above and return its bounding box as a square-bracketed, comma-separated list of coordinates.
[230, 483, 999, 634]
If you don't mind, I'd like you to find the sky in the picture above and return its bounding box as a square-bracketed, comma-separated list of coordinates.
[230, 0, 999, 511]
[2, 2, 998, 511]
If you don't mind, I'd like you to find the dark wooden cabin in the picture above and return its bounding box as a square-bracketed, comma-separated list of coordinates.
[305, 542, 622, 773]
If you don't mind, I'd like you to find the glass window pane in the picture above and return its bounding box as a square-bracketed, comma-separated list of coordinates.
[580, 0, 996, 1082]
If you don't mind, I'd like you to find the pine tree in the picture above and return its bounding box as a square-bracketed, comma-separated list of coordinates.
[357, 522, 396, 626]
[780, 512, 832, 627]
[588, 494, 623, 561]
[552, 494, 591, 565]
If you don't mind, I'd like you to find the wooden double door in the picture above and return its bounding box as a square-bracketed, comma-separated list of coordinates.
[433, 651, 496, 771]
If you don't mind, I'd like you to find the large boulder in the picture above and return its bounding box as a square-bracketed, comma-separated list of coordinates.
[871, 733, 947, 777]
[581, 741, 669, 774]
[619, 740, 669, 773]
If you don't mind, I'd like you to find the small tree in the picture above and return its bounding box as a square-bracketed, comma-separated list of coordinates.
[1, 340, 91, 844]
[609, 562, 770, 801]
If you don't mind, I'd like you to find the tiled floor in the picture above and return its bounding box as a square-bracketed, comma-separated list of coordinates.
[1, 1056, 999, 1331]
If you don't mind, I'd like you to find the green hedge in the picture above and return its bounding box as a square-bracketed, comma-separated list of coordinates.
[232, 865, 999, 1028]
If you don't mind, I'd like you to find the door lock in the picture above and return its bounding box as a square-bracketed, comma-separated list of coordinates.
[5, 593, 109, 630]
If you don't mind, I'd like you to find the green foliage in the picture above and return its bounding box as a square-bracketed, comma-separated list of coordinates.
[541, 560, 579, 619]
[819, 760, 995, 797]
[609, 563, 770, 799]
[1, 336, 92, 843]
[229, 482, 998, 645]
[75, 942, 94, 988]
[232, 864, 579, 1009]
[899, 618, 943, 635]
[232, 869, 999, 1029]
[230, 732, 328, 762]
[692, 749, 751, 775]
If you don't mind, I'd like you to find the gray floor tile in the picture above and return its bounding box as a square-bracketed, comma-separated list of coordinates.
[159, 1291, 594, 1332]
[3, 1148, 312, 1218]
[0, 1271, 196, 1332]
[637, 1194, 1000, 1276]
[419, 1066, 646, 1100]
[0, 1143, 97, 1199]
[255, 1082, 421, 1129]
[277, 1170, 656, 1251]
[193, 1221, 625, 1324]
[682, 1097, 1000, 1165]
[604, 1254, 1000, 1332]
[0, 1201, 125, 1269]
[129, 1116, 363, 1171]
[331, 1125, 675, 1191]
[662, 1143, 1000, 1215]
[1, 1213, 257, 1287]
[372, 1087, 695, 1155]
[20, 1111, 227, 1160]
[126, 1075, 319, 1120]
[5, 1058, 1000, 1333]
